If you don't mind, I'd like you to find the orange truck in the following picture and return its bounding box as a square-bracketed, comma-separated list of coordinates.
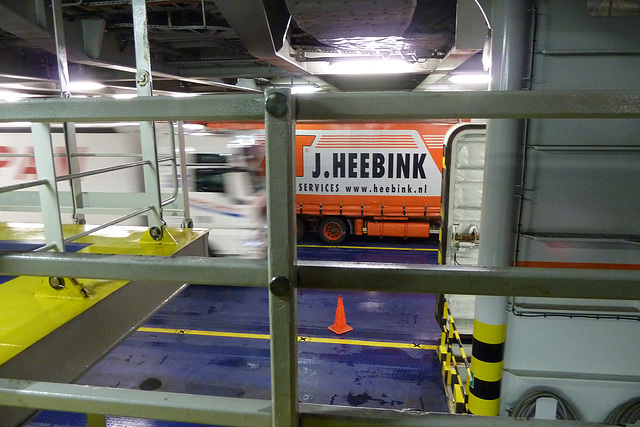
[293, 123, 453, 244]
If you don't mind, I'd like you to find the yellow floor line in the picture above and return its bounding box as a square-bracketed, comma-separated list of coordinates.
[138, 326, 437, 351]
[298, 244, 438, 252]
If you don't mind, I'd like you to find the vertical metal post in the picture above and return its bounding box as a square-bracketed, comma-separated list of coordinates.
[469, 0, 529, 416]
[51, 0, 70, 99]
[265, 88, 298, 426]
[52, 0, 85, 224]
[132, 0, 164, 231]
[176, 121, 192, 226]
[32, 123, 65, 252]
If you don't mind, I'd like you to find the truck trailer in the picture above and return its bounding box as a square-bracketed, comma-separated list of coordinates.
[205, 121, 458, 245]
[293, 123, 453, 244]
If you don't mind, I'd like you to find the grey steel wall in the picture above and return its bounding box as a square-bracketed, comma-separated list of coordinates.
[499, 1, 640, 422]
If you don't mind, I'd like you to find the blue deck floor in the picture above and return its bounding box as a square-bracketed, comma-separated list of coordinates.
[29, 238, 447, 426]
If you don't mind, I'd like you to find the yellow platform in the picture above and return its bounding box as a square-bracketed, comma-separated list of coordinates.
[0, 222, 208, 365]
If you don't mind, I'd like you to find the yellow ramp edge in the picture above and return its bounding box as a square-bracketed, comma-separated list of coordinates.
[0, 223, 207, 366]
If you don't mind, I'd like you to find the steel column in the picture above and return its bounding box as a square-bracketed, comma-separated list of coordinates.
[52, 0, 86, 224]
[176, 121, 192, 225]
[469, 0, 531, 416]
[31, 123, 65, 252]
[132, 0, 163, 230]
[265, 88, 298, 426]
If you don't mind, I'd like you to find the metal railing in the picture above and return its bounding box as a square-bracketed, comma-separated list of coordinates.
[0, 120, 187, 251]
[0, 90, 638, 426]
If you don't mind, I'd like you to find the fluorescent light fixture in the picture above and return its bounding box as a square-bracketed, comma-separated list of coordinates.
[0, 83, 31, 90]
[448, 74, 491, 85]
[170, 92, 199, 97]
[74, 122, 140, 128]
[291, 85, 320, 94]
[0, 121, 140, 128]
[182, 123, 206, 131]
[112, 93, 137, 99]
[329, 59, 414, 75]
[0, 91, 27, 102]
[67, 81, 105, 91]
[0, 121, 31, 128]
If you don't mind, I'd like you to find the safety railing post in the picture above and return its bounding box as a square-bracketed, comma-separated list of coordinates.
[132, 0, 164, 232]
[175, 122, 192, 226]
[31, 123, 65, 252]
[265, 88, 298, 426]
[51, 0, 85, 225]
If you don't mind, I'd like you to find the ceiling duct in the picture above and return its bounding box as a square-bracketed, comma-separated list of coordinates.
[285, 0, 417, 39]
[285, 0, 455, 58]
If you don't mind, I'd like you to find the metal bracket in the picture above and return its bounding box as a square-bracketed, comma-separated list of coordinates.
[269, 275, 291, 297]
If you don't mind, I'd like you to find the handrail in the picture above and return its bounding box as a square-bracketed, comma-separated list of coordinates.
[0, 120, 191, 240]
[0, 179, 50, 194]
[59, 205, 155, 247]
[55, 159, 150, 182]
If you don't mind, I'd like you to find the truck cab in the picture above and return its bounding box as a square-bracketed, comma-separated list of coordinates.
[160, 131, 267, 258]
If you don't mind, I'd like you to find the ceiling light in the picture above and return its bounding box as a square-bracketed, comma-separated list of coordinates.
[0, 121, 31, 127]
[0, 91, 27, 102]
[67, 81, 105, 91]
[0, 83, 30, 90]
[448, 74, 491, 85]
[170, 92, 199, 97]
[182, 123, 206, 131]
[329, 59, 414, 75]
[291, 85, 320, 94]
[112, 93, 137, 99]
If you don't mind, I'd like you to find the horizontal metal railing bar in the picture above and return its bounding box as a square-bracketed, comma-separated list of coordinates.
[296, 90, 640, 120]
[0, 379, 271, 427]
[0, 179, 49, 194]
[297, 261, 640, 300]
[1, 95, 265, 123]
[0, 252, 267, 287]
[298, 403, 597, 426]
[55, 159, 149, 182]
[0, 91, 639, 124]
[529, 145, 640, 151]
[72, 152, 144, 158]
[32, 243, 57, 253]
[0, 378, 601, 427]
[0, 377, 596, 427]
[61, 206, 155, 245]
[0, 253, 638, 300]
[0, 153, 144, 158]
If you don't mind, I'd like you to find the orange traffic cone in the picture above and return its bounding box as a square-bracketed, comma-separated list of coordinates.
[328, 295, 353, 335]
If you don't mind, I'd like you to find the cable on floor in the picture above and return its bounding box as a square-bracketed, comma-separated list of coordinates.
[605, 396, 640, 424]
[509, 389, 580, 420]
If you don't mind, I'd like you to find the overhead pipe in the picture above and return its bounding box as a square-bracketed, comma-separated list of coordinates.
[467, 0, 530, 417]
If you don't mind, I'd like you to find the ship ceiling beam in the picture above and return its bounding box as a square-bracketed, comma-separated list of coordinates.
[0, 0, 255, 92]
[213, 0, 339, 91]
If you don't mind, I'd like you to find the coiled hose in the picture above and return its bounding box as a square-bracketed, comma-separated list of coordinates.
[510, 390, 580, 420]
[605, 396, 640, 424]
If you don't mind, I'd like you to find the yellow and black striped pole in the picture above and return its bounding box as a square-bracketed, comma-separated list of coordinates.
[467, 297, 507, 415]
[465, 0, 529, 416]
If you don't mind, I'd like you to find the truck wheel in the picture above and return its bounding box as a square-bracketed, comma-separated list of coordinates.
[319, 217, 347, 244]
[296, 217, 305, 241]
